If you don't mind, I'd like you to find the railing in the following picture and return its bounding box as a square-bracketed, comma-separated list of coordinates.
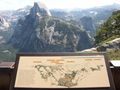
[0, 62, 120, 90]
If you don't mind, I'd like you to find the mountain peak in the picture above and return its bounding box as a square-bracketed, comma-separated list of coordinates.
[34, 2, 47, 10]
[30, 1, 51, 18]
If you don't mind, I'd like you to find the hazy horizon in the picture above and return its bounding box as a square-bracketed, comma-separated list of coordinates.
[0, 0, 120, 10]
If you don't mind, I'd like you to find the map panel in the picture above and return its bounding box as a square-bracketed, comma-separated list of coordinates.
[15, 55, 110, 88]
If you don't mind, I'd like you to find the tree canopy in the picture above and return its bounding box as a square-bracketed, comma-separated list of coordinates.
[95, 10, 120, 45]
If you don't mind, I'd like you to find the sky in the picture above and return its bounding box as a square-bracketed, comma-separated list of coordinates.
[0, 0, 120, 10]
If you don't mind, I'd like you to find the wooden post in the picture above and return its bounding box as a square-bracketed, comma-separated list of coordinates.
[0, 62, 14, 90]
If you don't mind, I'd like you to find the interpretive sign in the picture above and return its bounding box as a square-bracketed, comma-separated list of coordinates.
[10, 53, 115, 90]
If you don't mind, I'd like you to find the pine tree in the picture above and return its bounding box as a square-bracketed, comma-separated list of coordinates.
[95, 10, 120, 44]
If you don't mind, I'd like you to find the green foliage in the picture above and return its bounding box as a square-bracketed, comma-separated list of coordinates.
[55, 20, 81, 33]
[0, 26, 14, 42]
[0, 44, 17, 62]
[55, 21, 69, 32]
[95, 10, 120, 45]
[36, 16, 50, 30]
[36, 19, 46, 30]
[99, 35, 120, 45]
[107, 50, 120, 60]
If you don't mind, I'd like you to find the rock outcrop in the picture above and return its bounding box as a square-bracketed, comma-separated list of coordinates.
[30, 2, 51, 18]
[10, 2, 92, 52]
[0, 16, 9, 31]
[81, 47, 97, 52]
[97, 38, 120, 51]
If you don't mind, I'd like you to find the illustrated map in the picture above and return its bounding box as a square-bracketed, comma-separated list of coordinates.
[15, 55, 110, 88]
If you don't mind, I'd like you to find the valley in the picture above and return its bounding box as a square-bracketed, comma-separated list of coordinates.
[0, 2, 120, 62]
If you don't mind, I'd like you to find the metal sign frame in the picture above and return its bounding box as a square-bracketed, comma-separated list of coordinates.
[10, 53, 115, 90]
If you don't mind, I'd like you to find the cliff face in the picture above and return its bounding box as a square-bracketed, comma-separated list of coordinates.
[0, 16, 9, 31]
[30, 2, 51, 18]
[80, 16, 96, 36]
[10, 2, 92, 52]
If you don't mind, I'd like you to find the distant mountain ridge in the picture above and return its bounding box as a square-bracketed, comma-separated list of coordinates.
[1, 3, 120, 22]
[0, 2, 120, 61]
[51, 3, 120, 35]
[1, 3, 120, 37]
[10, 2, 92, 52]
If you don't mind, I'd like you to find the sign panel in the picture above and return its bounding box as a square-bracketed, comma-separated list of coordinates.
[10, 53, 115, 90]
